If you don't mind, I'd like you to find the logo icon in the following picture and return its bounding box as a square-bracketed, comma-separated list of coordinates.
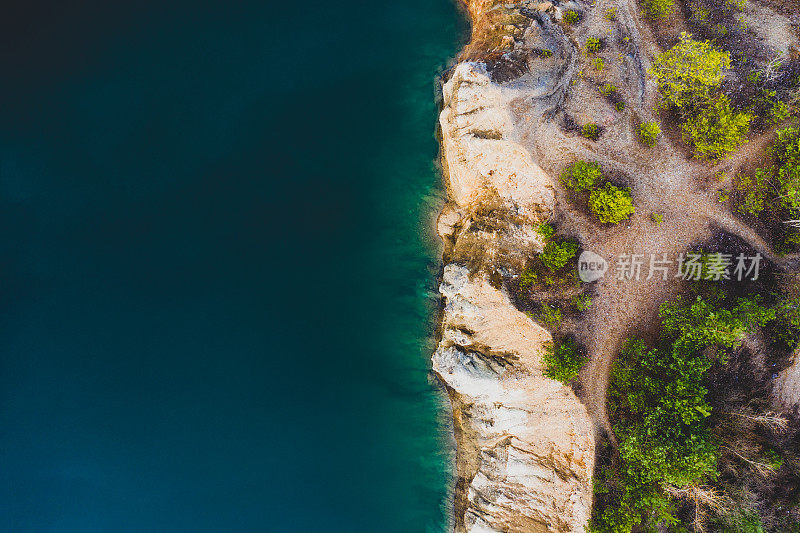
[578, 250, 608, 282]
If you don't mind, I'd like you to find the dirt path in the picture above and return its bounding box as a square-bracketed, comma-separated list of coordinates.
[507, 0, 791, 436]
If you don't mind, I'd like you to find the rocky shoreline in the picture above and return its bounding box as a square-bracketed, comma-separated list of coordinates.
[433, 56, 594, 533]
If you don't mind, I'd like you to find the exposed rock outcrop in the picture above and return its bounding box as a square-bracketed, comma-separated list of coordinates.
[435, 23, 594, 533]
[433, 265, 594, 533]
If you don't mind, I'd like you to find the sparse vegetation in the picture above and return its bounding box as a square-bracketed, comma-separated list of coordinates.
[651, 212, 664, 224]
[731, 127, 800, 222]
[638, 121, 661, 147]
[582, 123, 600, 140]
[641, 0, 675, 18]
[599, 84, 617, 97]
[591, 295, 776, 533]
[533, 303, 563, 328]
[586, 38, 601, 54]
[563, 10, 580, 25]
[589, 183, 635, 224]
[573, 294, 593, 312]
[593, 57, 605, 71]
[543, 337, 585, 384]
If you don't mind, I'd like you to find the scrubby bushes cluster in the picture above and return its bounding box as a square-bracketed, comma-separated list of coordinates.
[591, 294, 777, 532]
[649, 33, 752, 160]
[518, 222, 580, 290]
[681, 94, 752, 160]
[561, 161, 635, 224]
[732, 127, 800, 249]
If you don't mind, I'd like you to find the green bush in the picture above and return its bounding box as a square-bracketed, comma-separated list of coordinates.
[539, 240, 579, 271]
[599, 83, 617, 97]
[649, 33, 731, 108]
[638, 121, 661, 147]
[543, 338, 585, 384]
[563, 10, 580, 24]
[582, 123, 600, 140]
[651, 212, 663, 224]
[641, 0, 675, 18]
[586, 37, 601, 54]
[774, 296, 800, 348]
[681, 94, 752, 159]
[561, 161, 603, 192]
[593, 57, 605, 71]
[615, 102, 625, 112]
[589, 183, 635, 224]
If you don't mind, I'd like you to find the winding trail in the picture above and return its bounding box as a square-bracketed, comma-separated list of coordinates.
[509, 0, 791, 436]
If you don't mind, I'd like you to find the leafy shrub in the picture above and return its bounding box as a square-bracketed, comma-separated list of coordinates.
[774, 296, 800, 348]
[638, 121, 661, 147]
[561, 161, 603, 192]
[589, 183, 635, 224]
[615, 102, 625, 112]
[543, 338, 585, 384]
[539, 240, 579, 271]
[649, 33, 731, 108]
[641, 0, 675, 18]
[681, 94, 752, 159]
[563, 10, 580, 24]
[586, 37, 601, 54]
[605, 7, 618, 20]
[599, 83, 617, 97]
[582, 123, 600, 140]
[651, 212, 663, 224]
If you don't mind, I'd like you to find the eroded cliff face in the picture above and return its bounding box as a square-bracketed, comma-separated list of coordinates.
[434, 47, 594, 533]
[433, 265, 594, 533]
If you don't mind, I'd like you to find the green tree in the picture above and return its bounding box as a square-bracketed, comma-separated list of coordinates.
[539, 240, 579, 271]
[589, 183, 635, 224]
[543, 337, 585, 383]
[561, 161, 603, 192]
[638, 121, 661, 147]
[649, 33, 731, 108]
[681, 94, 752, 160]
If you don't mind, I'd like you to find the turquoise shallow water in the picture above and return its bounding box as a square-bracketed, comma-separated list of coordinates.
[0, 1, 466, 531]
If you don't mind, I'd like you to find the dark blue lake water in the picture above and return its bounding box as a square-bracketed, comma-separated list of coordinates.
[0, 1, 466, 530]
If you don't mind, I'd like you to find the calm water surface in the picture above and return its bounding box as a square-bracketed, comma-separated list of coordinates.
[0, 1, 466, 530]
